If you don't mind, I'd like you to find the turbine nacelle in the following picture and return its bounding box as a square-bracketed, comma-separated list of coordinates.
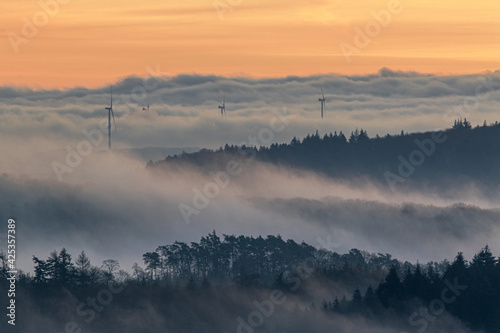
[105, 86, 116, 149]
[319, 88, 326, 119]
[218, 94, 226, 116]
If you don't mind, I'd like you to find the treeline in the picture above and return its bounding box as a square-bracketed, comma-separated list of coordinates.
[321, 246, 500, 332]
[141, 231, 409, 286]
[0, 232, 411, 288]
[150, 120, 500, 189]
[0, 233, 499, 332]
[0, 249, 127, 288]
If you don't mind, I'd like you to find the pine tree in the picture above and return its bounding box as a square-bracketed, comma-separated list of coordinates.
[376, 266, 402, 307]
[33, 256, 48, 284]
[358, 129, 369, 142]
[333, 297, 340, 311]
[363, 285, 378, 309]
[471, 245, 497, 272]
[444, 252, 468, 281]
[75, 251, 91, 287]
[351, 287, 363, 310]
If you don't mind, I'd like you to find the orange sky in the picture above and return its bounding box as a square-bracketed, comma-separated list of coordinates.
[1, 0, 500, 88]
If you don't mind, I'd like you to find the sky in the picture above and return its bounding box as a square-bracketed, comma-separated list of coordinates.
[1, 0, 500, 88]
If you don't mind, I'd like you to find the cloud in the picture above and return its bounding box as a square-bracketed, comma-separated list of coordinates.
[1, 69, 500, 160]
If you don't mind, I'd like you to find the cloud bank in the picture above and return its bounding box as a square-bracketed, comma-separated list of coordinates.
[2, 69, 500, 177]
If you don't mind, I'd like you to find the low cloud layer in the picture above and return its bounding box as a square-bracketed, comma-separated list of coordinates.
[2, 69, 500, 178]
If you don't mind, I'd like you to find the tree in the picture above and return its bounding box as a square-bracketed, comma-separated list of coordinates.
[132, 263, 146, 283]
[351, 287, 363, 310]
[444, 252, 468, 282]
[143, 252, 161, 281]
[349, 129, 359, 143]
[75, 251, 91, 287]
[102, 259, 120, 282]
[363, 285, 378, 309]
[358, 129, 369, 142]
[333, 297, 340, 311]
[470, 245, 496, 273]
[44, 248, 75, 286]
[338, 131, 347, 144]
[462, 246, 498, 330]
[463, 118, 471, 129]
[33, 256, 48, 284]
[376, 266, 402, 307]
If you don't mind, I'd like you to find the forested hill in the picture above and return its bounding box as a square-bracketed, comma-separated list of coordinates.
[148, 120, 500, 190]
[2, 233, 499, 332]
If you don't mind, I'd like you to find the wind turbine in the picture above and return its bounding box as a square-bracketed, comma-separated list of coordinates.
[105, 86, 117, 149]
[318, 88, 326, 119]
[142, 98, 150, 112]
[218, 94, 226, 116]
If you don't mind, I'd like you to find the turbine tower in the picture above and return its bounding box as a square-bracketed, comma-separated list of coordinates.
[105, 86, 116, 149]
[318, 88, 326, 119]
[218, 94, 226, 116]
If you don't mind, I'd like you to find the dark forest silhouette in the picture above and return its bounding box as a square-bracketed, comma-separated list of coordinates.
[1, 232, 499, 332]
[149, 120, 500, 190]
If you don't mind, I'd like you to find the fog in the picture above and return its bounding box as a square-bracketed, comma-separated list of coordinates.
[1, 149, 499, 273]
[1, 70, 499, 272]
